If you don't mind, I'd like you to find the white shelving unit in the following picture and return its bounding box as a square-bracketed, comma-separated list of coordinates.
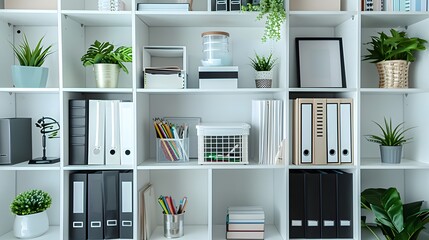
[1, 0, 429, 239]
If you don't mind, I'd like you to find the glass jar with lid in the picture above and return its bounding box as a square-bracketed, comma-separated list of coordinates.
[201, 31, 232, 66]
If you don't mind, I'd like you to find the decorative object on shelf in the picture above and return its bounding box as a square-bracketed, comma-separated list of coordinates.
[201, 31, 232, 66]
[296, 37, 346, 88]
[157, 195, 187, 238]
[11, 189, 52, 239]
[366, 118, 413, 164]
[241, 0, 286, 42]
[98, 0, 125, 11]
[81, 40, 132, 88]
[363, 28, 427, 88]
[10, 34, 53, 88]
[361, 187, 429, 240]
[29, 116, 60, 164]
[250, 52, 276, 88]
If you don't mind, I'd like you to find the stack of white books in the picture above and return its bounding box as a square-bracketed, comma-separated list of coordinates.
[226, 206, 265, 239]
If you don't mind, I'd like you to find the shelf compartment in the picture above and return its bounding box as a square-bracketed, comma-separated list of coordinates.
[360, 158, 429, 169]
[0, 225, 60, 240]
[361, 12, 429, 28]
[136, 11, 264, 27]
[137, 88, 287, 95]
[138, 159, 285, 170]
[0, 162, 60, 171]
[0, 10, 58, 26]
[61, 11, 132, 26]
[213, 224, 283, 240]
[147, 225, 208, 240]
[360, 88, 426, 94]
[289, 11, 356, 27]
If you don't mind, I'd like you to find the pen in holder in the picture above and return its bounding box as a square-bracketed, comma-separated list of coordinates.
[157, 138, 189, 162]
[163, 213, 185, 238]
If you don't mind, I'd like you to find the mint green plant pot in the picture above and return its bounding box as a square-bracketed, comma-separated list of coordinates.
[11, 65, 48, 88]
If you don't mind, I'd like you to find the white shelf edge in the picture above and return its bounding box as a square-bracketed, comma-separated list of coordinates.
[288, 164, 356, 169]
[289, 87, 357, 92]
[0, 162, 60, 171]
[0, 226, 59, 240]
[136, 88, 286, 94]
[149, 225, 208, 240]
[138, 159, 285, 170]
[360, 88, 426, 94]
[63, 164, 134, 171]
[0, 88, 60, 93]
[213, 224, 283, 240]
[63, 88, 133, 93]
[360, 158, 429, 169]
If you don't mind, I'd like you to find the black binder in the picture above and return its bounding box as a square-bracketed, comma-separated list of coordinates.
[69, 173, 87, 240]
[102, 171, 119, 239]
[119, 171, 133, 239]
[88, 172, 104, 239]
[289, 170, 305, 238]
[320, 170, 337, 238]
[69, 100, 89, 165]
[304, 170, 321, 238]
[336, 170, 353, 238]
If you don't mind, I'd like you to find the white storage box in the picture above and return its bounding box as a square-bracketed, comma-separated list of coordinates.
[144, 72, 186, 89]
[290, 0, 340, 11]
[196, 123, 250, 164]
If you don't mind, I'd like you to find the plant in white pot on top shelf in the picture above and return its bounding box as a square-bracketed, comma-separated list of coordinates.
[81, 40, 132, 88]
[11, 34, 53, 88]
[250, 52, 277, 88]
[366, 118, 413, 164]
[10, 189, 52, 239]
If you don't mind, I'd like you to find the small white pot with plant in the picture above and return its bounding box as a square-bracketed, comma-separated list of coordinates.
[81, 40, 132, 88]
[11, 34, 53, 88]
[250, 53, 276, 88]
[366, 118, 413, 164]
[11, 189, 52, 239]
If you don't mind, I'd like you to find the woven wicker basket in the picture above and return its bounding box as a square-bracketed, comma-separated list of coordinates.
[376, 60, 410, 88]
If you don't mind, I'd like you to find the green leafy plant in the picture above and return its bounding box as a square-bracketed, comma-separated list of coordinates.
[241, 0, 286, 42]
[10, 189, 52, 216]
[363, 29, 427, 63]
[366, 118, 413, 146]
[361, 187, 429, 240]
[81, 40, 132, 74]
[250, 52, 277, 71]
[11, 34, 53, 67]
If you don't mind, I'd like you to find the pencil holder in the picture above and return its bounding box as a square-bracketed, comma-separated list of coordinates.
[163, 213, 184, 238]
[157, 138, 189, 162]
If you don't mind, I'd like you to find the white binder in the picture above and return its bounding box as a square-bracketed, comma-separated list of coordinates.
[301, 103, 313, 163]
[339, 100, 352, 163]
[119, 102, 135, 165]
[326, 101, 339, 163]
[88, 100, 105, 165]
[105, 100, 121, 165]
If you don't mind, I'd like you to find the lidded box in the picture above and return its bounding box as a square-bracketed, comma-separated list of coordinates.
[201, 31, 232, 67]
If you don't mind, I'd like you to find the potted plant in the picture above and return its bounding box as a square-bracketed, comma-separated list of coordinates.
[250, 52, 277, 88]
[10, 189, 52, 238]
[363, 28, 427, 88]
[361, 187, 429, 239]
[241, 0, 286, 42]
[81, 40, 132, 88]
[366, 118, 413, 164]
[11, 34, 53, 88]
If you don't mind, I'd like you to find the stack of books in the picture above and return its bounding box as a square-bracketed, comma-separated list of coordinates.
[226, 206, 265, 239]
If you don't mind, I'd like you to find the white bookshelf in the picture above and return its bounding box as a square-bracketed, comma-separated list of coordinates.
[1, 0, 429, 239]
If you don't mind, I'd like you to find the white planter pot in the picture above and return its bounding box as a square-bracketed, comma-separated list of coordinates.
[13, 211, 49, 239]
[255, 71, 273, 88]
[93, 63, 120, 88]
[11, 65, 48, 88]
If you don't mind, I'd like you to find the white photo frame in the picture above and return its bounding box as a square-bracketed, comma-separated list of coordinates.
[296, 37, 346, 88]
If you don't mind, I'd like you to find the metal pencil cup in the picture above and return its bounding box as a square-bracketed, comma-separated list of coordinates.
[163, 213, 184, 238]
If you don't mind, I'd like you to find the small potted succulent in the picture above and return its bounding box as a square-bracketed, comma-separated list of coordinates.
[81, 40, 132, 88]
[366, 117, 413, 164]
[250, 52, 277, 88]
[11, 189, 52, 238]
[363, 28, 427, 88]
[11, 34, 53, 88]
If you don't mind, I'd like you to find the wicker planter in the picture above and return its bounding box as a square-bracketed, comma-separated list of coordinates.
[255, 71, 273, 88]
[376, 60, 410, 88]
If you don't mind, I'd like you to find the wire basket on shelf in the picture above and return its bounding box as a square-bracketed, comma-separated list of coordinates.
[376, 60, 410, 88]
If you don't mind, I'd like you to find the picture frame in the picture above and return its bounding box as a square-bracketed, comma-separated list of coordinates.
[296, 37, 346, 88]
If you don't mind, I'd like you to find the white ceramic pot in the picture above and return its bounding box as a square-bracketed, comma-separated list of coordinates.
[13, 211, 49, 239]
[93, 63, 120, 88]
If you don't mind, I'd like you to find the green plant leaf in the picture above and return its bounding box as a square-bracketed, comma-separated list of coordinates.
[81, 40, 132, 73]
[10, 34, 53, 67]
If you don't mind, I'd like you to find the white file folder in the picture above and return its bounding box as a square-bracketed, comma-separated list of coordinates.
[119, 102, 135, 165]
[301, 103, 313, 163]
[105, 100, 121, 165]
[326, 101, 339, 163]
[339, 100, 352, 163]
[88, 100, 105, 165]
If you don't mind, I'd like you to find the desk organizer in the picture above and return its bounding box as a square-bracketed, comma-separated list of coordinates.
[157, 138, 189, 163]
[196, 123, 250, 164]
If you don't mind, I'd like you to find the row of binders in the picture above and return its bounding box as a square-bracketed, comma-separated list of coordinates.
[69, 100, 135, 166]
[69, 171, 133, 240]
[226, 206, 265, 240]
[289, 170, 353, 239]
[293, 98, 353, 165]
[363, 0, 428, 11]
[251, 100, 284, 165]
